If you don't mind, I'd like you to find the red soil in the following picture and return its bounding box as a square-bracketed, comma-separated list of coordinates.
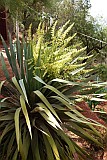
[76, 101, 106, 126]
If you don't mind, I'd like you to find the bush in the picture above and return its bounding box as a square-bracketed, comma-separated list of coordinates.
[0, 21, 105, 160]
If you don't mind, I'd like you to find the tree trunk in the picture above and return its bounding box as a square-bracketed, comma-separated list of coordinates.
[0, 8, 7, 41]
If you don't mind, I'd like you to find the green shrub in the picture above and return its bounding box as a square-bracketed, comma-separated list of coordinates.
[30, 21, 93, 81]
[0, 22, 105, 160]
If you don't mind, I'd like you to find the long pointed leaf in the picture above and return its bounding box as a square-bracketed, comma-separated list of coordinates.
[0, 80, 5, 94]
[0, 53, 10, 80]
[43, 134, 54, 160]
[41, 124, 60, 160]
[8, 33, 20, 79]
[31, 130, 41, 160]
[34, 90, 61, 122]
[12, 77, 23, 95]
[20, 95, 32, 139]
[37, 103, 62, 129]
[19, 79, 29, 104]
[0, 35, 12, 67]
[14, 107, 21, 150]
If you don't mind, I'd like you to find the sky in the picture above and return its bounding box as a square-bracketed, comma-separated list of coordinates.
[90, 0, 107, 22]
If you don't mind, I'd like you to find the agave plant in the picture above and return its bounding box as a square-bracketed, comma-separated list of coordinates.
[0, 22, 105, 160]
